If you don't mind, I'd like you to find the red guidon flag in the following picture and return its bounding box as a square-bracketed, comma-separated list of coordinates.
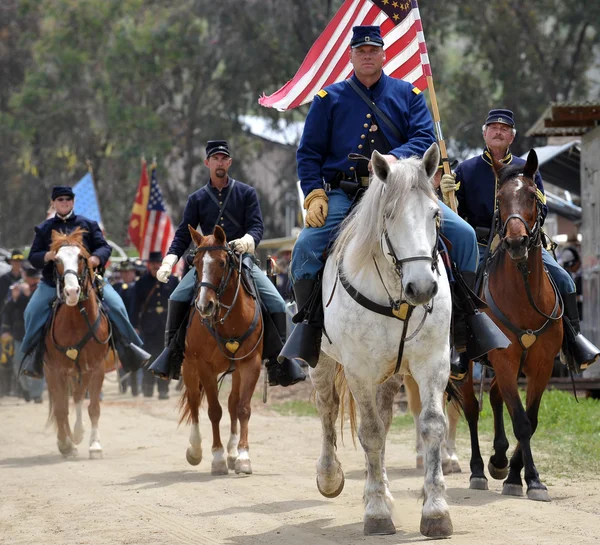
[259, 0, 431, 111]
[128, 161, 175, 260]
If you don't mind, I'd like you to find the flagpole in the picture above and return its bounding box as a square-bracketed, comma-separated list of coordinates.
[426, 76, 457, 213]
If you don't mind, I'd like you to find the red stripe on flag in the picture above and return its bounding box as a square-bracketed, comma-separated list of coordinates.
[259, 0, 432, 110]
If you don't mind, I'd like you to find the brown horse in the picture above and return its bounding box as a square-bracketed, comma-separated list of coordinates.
[45, 228, 112, 458]
[460, 150, 563, 501]
[179, 225, 263, 475]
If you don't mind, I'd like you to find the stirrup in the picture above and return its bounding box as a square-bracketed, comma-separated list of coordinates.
[20, 347, 44, 379]
[450, 349, 468, 382]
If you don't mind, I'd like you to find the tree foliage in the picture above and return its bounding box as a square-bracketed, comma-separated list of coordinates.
[0, 0, 598, 247]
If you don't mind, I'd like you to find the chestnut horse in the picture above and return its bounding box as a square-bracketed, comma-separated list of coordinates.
[179, 225, 263, 475]
[460, 150, 562, 501]
[45, 228, 112, 458]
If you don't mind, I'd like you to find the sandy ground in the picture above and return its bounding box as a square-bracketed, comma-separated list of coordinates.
[1, 374, 599, 545]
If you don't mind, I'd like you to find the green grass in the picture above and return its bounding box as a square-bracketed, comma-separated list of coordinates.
[271, 399, 320, 417]
[390, 389, 600, 479]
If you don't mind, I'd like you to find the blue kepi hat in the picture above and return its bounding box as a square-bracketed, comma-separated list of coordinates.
[350, 26, 384, 49]
[485, 109, 515, 128]
[205, 140, 231, 159]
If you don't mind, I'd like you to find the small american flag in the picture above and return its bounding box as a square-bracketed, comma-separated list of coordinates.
[128, 161, 175, 260]
[259, 0, 431, 111]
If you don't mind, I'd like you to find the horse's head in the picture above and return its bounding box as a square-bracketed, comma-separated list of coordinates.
[496, 149, 541, 263]
[51, 228, 90, 306]
[188, 225, 235, 319]
[369, 143, 441, 305]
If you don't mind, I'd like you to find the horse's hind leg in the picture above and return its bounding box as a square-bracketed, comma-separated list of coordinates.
[411, 363, 453, 538]
[233, 355, 261, 475]
[226, 370, 241, 471]
[311, 354, 345, 499]
[488, 379, 509, 479]
[345, 368, 395, 536]
[87, 365, 105, 459]
[403, 374, 425, 470]
[445, 396, 462, 474]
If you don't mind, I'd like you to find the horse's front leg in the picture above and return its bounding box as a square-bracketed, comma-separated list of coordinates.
[488, 379, 509, 479]
[345, 369, 395, 536]
[233, 355, 261, 475]
[182, 360, 203, 467]
[376, 375, 402, 505]
[412, 361, 453, 538]
[310, 354, 345, 499]
[71, 376, 87, 446]
[46, 362, 77, 457]
[86, 362, 105, 459]
[226, 370, 240, 471]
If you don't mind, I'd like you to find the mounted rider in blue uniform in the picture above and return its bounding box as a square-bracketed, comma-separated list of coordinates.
[440, 109, 600, 376]
[20, 185, 151, 378]
[148, 140, 306, 388]
[280, 26, 508, 370]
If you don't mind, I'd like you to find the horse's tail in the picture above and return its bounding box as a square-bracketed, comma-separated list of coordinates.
[334, 363, 357, 448]
[178, 379, 205, 426]
[446, 378, 464, 414]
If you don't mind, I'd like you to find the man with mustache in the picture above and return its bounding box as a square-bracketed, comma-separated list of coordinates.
[441, 109, 599, 377]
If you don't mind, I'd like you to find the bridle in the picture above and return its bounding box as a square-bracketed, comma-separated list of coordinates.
[54, 250, 93, 303]
[190, 243, 263, 363]
[190, 244, 241, 325]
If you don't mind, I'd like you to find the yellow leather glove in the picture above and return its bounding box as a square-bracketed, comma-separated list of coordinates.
[440, 173, 460, 207]
[304, 189, 329, 228]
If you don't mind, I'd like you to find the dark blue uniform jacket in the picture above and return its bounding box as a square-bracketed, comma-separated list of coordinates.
[168, 178, 264, 258]
[297, 73, 436, 195]
[29, 214, 112, 287]
[132, 272, 178, 344]
[455, 149, 548, 231]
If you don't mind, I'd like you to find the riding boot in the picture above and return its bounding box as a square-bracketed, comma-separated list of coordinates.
[148, 300, 190, 380]
[20, 341, 46, 379]
[561, 292, 600, 374]
[265, 312, 306, 387]
[112, 325, 151, 373]
[450, 270, 510, 381]
[278, 278, 323, 369]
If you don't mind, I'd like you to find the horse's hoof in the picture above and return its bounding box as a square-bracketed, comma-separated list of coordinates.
[420, 513, 453, 538]
[227, 456, 237, 470]
[316, 472, 345, 498]
[450, 459, 462, 473]
[186, 447, 202, 466]
[527, 487, 551, 502]
[211, 459, 228, 476]
[89, 448, 103, 460]
[488, 460, 509, 480]
[234, 458, 252, 475]
[502, 483, 524, 496]
[364, 516, 396, 536]
[469, 477, 489, 490]
[416, 454, 424, 470]
[60, 446, 77, 458]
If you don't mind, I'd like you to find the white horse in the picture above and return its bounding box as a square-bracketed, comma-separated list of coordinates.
[311, 144, 454, 537]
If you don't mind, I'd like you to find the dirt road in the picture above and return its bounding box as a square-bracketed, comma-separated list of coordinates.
[1, 379, 598, 545]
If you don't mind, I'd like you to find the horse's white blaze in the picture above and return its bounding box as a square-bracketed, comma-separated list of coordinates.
[56, 245, 81, 306]
[198, 253, 217, 315]
[315, 146, 453, 536]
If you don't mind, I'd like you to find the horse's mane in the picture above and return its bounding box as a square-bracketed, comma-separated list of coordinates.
[498, 163, 530, 186]
[332, 156, 436, 279]
[50, 227, 90, 258]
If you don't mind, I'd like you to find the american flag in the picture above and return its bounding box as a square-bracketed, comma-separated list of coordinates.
[259, 0, 431, 111]
[128, 161, 175, 260]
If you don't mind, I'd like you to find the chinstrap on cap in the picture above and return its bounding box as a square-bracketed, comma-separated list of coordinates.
[205, 140, 231, 159]
[485, 109, 515, 128]
[51, 185, 75, 200]
[350, 26, 384, 49]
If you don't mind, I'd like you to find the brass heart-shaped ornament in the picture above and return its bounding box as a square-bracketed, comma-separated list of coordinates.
[66, 348, 79, 361]
[520, 333, 537, 349]
[225, 341, 240, 354]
